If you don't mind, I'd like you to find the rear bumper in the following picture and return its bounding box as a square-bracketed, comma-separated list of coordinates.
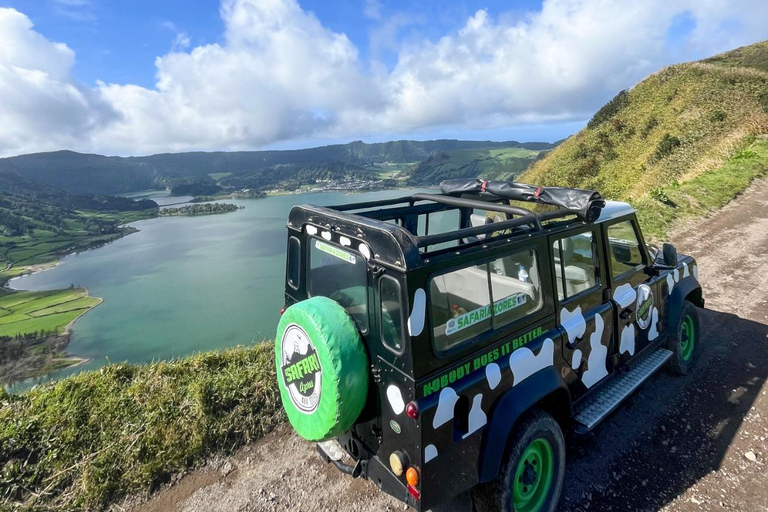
[316, 439, 420, 510]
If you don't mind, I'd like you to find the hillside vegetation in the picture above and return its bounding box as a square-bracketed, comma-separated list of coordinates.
[0, 139, 556, 195]
[0, 344, 281, 510]
[522, 41, 768, 237]
[404, 147, 547, 185]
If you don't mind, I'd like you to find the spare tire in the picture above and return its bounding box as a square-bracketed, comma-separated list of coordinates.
[275, 296, 369, 441]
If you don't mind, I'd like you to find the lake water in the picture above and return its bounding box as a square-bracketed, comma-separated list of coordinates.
[8, 188, 432, 391]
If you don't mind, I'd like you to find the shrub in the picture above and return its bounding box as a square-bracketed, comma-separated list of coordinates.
[587, 90, 630, 129]
[653, 134, 682, 161]
[759, 91, 768, 113]
[709, 110, 727, 122]
[641, 116, 659, 138]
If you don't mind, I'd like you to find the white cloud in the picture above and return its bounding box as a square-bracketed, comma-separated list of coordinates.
[1, 0, 767, 157]
[0, 8, 116, 156]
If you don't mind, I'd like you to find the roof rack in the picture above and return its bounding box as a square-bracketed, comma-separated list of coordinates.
[329, 179, 605, 253]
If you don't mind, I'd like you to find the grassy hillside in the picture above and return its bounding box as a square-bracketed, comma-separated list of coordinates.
[0, 344, 282, 510]
[404, 147, 547, 185]
[521, 41, 768, 238]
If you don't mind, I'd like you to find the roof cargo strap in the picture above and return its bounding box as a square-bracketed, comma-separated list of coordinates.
[439, 179, 606, 223]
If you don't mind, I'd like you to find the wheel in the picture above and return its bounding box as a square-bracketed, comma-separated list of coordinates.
[667, 300, 700, 376]
[474, 409, 565, 512]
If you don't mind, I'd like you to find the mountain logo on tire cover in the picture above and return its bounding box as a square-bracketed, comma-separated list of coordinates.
[635, 284, 654, 330]
[281, 324, 323, 414]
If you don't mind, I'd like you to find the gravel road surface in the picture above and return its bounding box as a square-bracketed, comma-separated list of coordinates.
[133, 179, 768, 512]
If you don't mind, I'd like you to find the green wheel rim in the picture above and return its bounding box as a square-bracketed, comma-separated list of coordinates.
[680, 315, 695, 361]
[512, 438, 554, 512]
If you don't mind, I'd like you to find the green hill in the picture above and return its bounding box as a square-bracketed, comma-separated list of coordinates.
[521, 41, 768, 237]
[0, 139, 557, 195]
[404, 146, 550, 185]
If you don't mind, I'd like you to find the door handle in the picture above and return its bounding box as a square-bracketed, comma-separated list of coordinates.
[620, 308, 633, 320]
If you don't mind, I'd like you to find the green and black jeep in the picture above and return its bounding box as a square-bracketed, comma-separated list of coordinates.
[274, 179, 703, 512]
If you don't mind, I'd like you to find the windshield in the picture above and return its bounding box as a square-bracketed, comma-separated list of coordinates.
[308, 238, 369, 331]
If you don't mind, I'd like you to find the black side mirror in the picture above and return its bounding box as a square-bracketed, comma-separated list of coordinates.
[663, 243, 678, 267]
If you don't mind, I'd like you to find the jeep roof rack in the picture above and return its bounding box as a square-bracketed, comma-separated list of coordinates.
[333, 179, 605, 246]
[291, 179, 611, 269]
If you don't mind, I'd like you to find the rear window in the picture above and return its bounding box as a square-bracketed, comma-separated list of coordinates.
[429, 249, 543, 353]
[309, 238, 368, 332]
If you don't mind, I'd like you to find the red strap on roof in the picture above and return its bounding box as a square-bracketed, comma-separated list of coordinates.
[534, 186, 543, 199]
[481, 180, 488, 193]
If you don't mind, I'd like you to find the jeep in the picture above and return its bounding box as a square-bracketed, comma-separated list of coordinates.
[274, 179, 703, 512]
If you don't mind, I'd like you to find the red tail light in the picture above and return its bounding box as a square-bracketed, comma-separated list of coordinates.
[406, 401, 419, 419]
[279, 306, 287, 315]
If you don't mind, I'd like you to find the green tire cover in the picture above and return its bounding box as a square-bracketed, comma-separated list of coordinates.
[275, 296, 369, 441]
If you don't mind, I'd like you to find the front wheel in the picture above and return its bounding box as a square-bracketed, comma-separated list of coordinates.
[474, 409, 565, 512]
[667, 300, 700, 376]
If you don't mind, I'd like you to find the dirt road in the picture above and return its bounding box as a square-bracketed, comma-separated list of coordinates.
[133, 180, 768, 512]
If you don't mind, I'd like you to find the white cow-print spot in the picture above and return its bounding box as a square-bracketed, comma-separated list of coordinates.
[339, 236, 351, 247]
[693, 264, 699, 281]
[648, 307, 660, 341]
[486, 363, 501, 390]
[433, 387, 459, 429]
[463, 394, 488, 439]
[571, 349, 583, 370]
[358, 243, 371, 260]
[582, 314, 608, 388]
[408, 288, 426, 337]
[386, 385, 405, 415]
[666, 273, 675, 294]
[321, 231, 332, 241]
[509, 338, 555, 386]
[306, 225, 318, 235]
[561, 306, 586, 344]
[620, 324, 636, 356]
[683, 264, 690, 279]
[425, 444, 438, 463]
[614, 283, 637, 309]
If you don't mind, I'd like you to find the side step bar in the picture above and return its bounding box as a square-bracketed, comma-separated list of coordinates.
[574, 348, 673, 432]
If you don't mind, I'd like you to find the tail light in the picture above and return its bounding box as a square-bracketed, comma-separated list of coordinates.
[279, 305, 287, 315]
[406, 401, 419, 419]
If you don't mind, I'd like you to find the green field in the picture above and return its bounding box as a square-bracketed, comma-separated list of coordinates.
[208, 172, 233, 181]
[0, 289, 101, 338]
[404, 146, 544, 185]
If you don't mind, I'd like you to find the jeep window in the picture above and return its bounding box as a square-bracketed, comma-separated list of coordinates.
[429, 249, 544, 353]
[380, 276, 405, 353]
[287, 237, 300, 289]
[607, 220, 645, 277]
[552, 231, 599, 301]
[308, 238, 368, 332]
[489, 249, 544, 328]
[430, 263, 492, 352]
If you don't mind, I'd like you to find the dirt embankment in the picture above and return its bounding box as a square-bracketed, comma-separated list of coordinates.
[132, 179, 768, 512]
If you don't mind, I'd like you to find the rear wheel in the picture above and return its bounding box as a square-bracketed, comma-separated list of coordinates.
[474, 409, 565, 512]
[667, 300, 700, 376]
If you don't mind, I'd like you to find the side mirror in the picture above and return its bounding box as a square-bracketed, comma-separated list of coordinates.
[662, 243, 678, 267]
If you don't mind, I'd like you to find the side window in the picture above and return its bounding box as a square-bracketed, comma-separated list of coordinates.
[429, 248, 544, 354]
[380, 276, 405, 353]
[607, 221, 645, 277]
[287, 237, 300, 289]
[552, 231, 598, 301]
[430, 264, 492, 352]
[489, 249, 544, 328]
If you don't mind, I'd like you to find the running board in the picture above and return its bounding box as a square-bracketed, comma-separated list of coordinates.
[574, 348, 673, 432]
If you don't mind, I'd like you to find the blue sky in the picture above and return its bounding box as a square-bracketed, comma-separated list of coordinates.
[0, 0, 766, 156]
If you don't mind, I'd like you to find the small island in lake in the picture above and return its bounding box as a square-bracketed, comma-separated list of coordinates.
[159, 203, 242, 216]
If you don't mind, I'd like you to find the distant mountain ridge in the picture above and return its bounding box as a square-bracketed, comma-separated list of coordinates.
[0, 139, 557, 195]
